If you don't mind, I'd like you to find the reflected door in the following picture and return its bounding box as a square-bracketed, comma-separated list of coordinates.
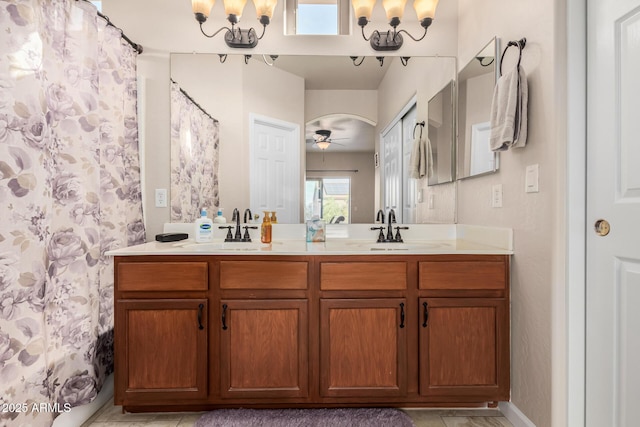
[381, 121, 402, 222]
[250, 114, 300, 223]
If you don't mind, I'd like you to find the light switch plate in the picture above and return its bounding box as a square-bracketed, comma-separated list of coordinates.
[525, 164, 539, 193]
[155, 189, 167, 208]
[417, 188, 423, 203]
[428, 194, 434, 209]
[492, 184, 503, 208]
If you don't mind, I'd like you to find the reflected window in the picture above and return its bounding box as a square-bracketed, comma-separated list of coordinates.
[305, 177, 350, 222]
[90, 1, 102, 12]
[285, 0, 349, 35]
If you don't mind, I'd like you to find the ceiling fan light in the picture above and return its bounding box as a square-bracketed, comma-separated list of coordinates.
[382, 0, 408, 23]
[192, 0, 215, 22]
[316, 141, 331, 150]
[413, 0, 439, 21]
[253, 0, 277, 23]
[352, 0, 375, 24]
[224, 0, 248, 22]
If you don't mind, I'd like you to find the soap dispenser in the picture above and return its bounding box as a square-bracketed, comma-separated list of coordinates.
[270, 211, 278, 224]
[194, 209, 213, 243]
[213, 208, 226, 224]
[261, 211, 272, 243]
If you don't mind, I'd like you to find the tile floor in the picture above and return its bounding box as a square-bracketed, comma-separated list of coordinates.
[83, 399, 514, 427]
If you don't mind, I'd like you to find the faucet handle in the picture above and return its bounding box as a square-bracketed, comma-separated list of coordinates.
[370, 226, 385, 242]
[242, 225, 258, 241]
[394, 226, 409, 242]
[219, 225, 233, 242]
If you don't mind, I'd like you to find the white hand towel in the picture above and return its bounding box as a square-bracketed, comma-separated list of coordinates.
[489, 65, 528, 151]
[409, 134, 431, 179]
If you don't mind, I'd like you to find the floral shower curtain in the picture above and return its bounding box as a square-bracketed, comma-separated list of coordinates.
[0, 1, 144, 426]
[170, 81, 220, 222]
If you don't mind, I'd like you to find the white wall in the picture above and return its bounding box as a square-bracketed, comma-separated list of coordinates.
[456, 1, 565, 426]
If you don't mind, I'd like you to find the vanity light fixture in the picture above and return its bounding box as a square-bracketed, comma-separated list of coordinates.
[352, 0, 439, 51]
[349, 56, 411, 66]
[476, 56, 495, 67]
[191, 0, 277, 48]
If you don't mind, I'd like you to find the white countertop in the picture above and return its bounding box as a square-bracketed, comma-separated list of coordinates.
[107, 224, 513, 256]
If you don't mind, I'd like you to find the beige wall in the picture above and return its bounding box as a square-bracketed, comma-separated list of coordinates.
[456, 1, 565, 426]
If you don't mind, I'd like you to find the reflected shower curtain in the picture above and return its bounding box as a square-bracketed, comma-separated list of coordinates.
[170, 81, 219, 222]
[0, 1, 145, 425]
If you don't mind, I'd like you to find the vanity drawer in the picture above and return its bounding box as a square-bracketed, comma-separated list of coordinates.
[117, 262, 208, 292]
[219, 260, 308, 290]
[419, 259, 506, 291]
[320, 262, 407, 290]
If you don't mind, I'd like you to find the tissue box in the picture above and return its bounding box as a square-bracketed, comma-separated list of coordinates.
[306, 218, 326, 242]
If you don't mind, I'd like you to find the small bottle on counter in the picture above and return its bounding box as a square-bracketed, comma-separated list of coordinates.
[270, 211, 278, 224]
[213, 208, 226, 223]
[261, 211, 272, 243]
[194, 209, 213, 243]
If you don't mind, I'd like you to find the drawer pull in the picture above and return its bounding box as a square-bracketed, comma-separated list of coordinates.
[197, 303, 204, 330]
[422, 301, 429, 328]
[222, 304, 228, 330]
[399, 303, 405, 328]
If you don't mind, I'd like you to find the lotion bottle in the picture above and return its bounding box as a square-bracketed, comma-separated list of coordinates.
[261, 211, 272, 243]
[195, 209, 213, 243]
[213, 208, 226, 224]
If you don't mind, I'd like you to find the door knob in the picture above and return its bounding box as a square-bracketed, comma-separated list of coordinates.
[594, 219, 610, 236]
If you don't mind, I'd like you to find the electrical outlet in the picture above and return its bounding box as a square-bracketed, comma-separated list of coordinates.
[492, 184, 503, 208]
[155, 189, 167, 208]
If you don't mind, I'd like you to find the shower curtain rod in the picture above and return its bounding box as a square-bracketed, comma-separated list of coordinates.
[78, 0, 143, 54]
[170, 79, 219, 123]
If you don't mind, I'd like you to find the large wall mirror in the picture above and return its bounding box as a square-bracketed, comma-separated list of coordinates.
[456, 37, 500, 179]
[170, 54, 456, 224]
[427, 79, 455, 185]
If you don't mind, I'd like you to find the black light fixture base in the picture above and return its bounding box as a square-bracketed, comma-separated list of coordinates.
[224, 28, 258, 48]
[370, 31, 403, 51]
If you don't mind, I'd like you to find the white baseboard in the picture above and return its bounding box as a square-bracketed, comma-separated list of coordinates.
[52, 374, 113, 427]
[499, 401, 536, 427]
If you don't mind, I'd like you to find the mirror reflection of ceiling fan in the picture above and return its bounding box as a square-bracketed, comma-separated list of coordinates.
[306, 129, 348, 150]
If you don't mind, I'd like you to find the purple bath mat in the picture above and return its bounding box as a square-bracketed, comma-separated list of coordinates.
[194, 407, 415, 427]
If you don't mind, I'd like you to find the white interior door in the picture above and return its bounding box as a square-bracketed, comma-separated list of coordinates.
[250, 114, 300, 224]
[586, 0, 640, 425]
[381, 121, 402, 222]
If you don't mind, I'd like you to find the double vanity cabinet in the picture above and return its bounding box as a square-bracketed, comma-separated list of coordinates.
[112, 240, 510, 412]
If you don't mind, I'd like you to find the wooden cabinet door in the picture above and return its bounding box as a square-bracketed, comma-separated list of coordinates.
[115, 299, 208, 404]
[219, 299, 308, 399]
[320, 298, 407, 397]
[419, 298, 509, 400]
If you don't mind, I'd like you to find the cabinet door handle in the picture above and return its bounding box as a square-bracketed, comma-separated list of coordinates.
[399, 302, 405, 328]
[422, 301, 429, 328]
[197, 303, 204, 330]
[221, 303, 228, 330]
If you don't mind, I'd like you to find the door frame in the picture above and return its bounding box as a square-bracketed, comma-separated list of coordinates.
[566, 0, 587, 426]
[249, 113, 301, 223]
